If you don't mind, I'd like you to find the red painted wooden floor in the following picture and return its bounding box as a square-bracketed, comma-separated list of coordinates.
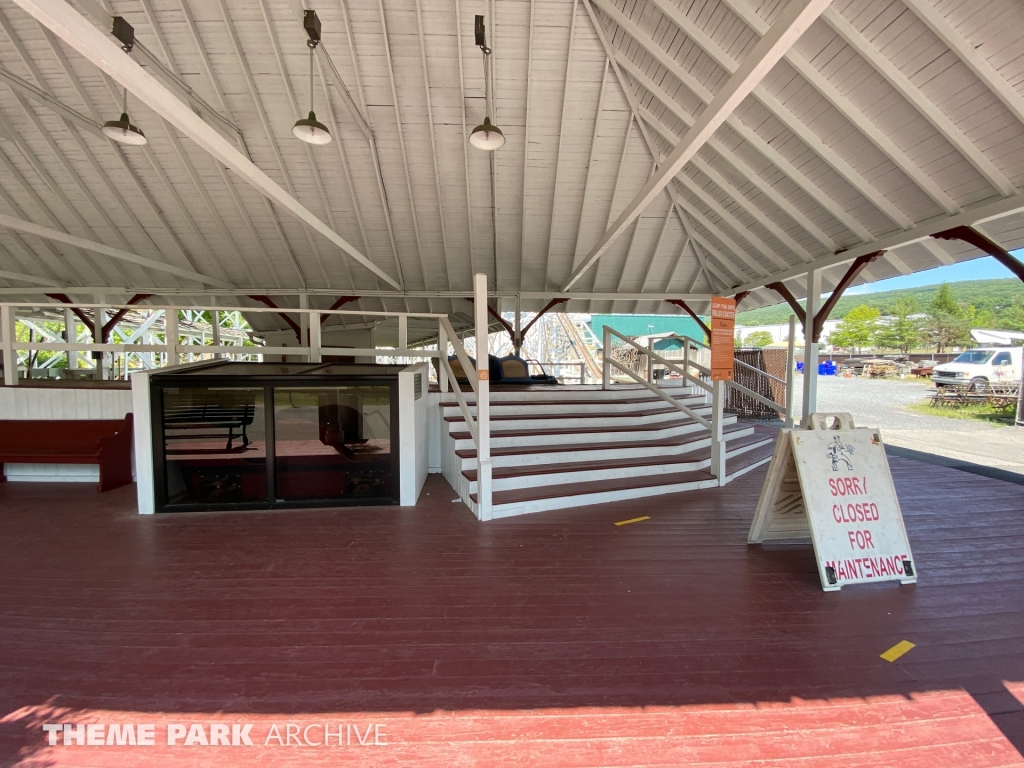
[1, 455, 1023, 766]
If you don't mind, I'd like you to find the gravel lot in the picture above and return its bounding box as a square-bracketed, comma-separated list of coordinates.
[790, 376, 998, 432]
[785, 375, 1024, 475]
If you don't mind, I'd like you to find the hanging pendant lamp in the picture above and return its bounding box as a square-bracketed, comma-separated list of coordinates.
[103, 88, 147, 146]
[294, 42, 331, 145]
[469, 117, 504, 151]
[470, 17, 503, 151]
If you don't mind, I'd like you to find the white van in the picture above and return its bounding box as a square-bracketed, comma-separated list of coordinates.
[932, 346, 1022, 390]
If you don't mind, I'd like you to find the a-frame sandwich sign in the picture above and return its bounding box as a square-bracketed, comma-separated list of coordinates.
[748, 413, 917, 592]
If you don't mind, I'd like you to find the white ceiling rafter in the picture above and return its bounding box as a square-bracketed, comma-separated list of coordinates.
[8, 0, 402, 290]
[718, 0, 961, 215]
[518, 0, 535, 293]
[0, 36, 204, 290]
[589, 0, 885, 243]
[538, 0, 580, 295]
[580, 1, 792, 288]
[900, 0, 1024, 132]
[215, 0, 331, 289]
[612, 51, 870, 244]
[0, 0, 1021, 316]
[412, 0, 454, 292]
[257, 0, 355, 290]
[821, 6, 1017, 199]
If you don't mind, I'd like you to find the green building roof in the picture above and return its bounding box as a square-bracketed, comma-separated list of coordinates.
[589, 314, 707, 343]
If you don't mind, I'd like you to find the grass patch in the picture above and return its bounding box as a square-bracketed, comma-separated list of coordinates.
[908, 401, 1016, 426]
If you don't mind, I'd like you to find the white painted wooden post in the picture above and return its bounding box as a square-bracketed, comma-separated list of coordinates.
[802, 269, 822, 426]
[211, 308, 221, 358]
[398, 314, 408, 352]
[474, 273, 492, 521]
[1, 304, 16, 386]
[309, 312, 321, 363]
[64, 307, 78, 371]
[514, 294, 521, 355]
[784, 314, 796, 428]
[646, 339, 654, 383]
[437, 319, 449, 392]
[165, 308, 178, 367]
[299, 294, 309, 351]
[94, 296, 106, 380]
[683, 338, 690, 386]
[710, 378, 726, 483]
[602, 326, 611, 390]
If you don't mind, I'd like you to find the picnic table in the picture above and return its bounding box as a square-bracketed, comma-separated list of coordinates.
[930, 383, 1020, 408]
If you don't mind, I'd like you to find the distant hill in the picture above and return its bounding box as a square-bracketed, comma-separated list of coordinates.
[736, 278, 1024, 326]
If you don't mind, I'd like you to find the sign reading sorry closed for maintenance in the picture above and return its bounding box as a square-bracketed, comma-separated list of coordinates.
[749, 413, 917, 592]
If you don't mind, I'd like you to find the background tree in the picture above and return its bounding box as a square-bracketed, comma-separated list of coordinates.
[739, 330, 774, 348]
[922, 283, 971, 353]
[826, 304, 880, 352]
[874, 297, 923, 353]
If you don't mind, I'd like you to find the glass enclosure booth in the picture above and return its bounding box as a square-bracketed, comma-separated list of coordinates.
[149, 361, 404, 512]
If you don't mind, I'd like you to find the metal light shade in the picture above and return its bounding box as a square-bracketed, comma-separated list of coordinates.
[102, 113, 147, 146]
[293, 111, 332, 145]
[469, 117, 504, 150]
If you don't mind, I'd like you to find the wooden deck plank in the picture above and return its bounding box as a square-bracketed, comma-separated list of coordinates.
[1, 455, 1022, 765]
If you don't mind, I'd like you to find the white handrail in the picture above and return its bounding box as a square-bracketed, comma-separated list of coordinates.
[603, 328, 712, 428]
[607, 356, 711, 429]
[439, 353, 478, 444]
[604, 327, 712, 393]
[439, 316, 479, 398]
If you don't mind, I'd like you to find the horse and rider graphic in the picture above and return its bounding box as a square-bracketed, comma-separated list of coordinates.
[826, 435, 855, 471]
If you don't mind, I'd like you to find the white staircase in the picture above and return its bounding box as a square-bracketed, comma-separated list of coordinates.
[439, 385, 776, 519]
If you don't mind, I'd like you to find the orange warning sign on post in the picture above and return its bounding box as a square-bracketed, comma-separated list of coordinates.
[710, 296, 736, 382]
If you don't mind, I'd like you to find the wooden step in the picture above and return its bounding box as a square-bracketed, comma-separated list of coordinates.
[448, 407, 713, 441]
[454, 417, 738, 459]
[443, 399, 707, 423]
[460, 424, 761, 481]
[470, 434, 776, 507]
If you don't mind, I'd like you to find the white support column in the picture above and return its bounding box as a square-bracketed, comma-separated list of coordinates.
[298, 293, 309, 350]
[784, 314, 796, 428]
[93, 294, 106, 380]
[514, 294, 522, 355]
[63, 307, 77, 370]
[710, 378, 726, 482]
[309, 312, 321, 363]
[398, 314, 408, 351]
[165, 308, 178, 367]
[602, 326, 612, 390]
[646, 339, 654, 383]
[801, 269, 822, 426]
[2, 304, 16, 385]
[210, 308, 221, 358]
[473, 273, 492, 522]
[683, 339, 690, 386]
[437, 318, 449, 392]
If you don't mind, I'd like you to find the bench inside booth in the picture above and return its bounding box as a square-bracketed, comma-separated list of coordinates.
[0, 414, 134, 492]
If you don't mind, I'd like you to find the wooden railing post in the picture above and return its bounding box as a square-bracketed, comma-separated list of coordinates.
[473, 273, 492, 521]
[683, 338, 690, 385]
[710, 378, 726, 483]
[602, 326, 611, 390]
[309, 312, 321, 363]
[211, 308, 222, 359]
[785, 314, 796, 428]
[438, 318, 449, 393]
[646, 339, 654, 383]
[1, 304, 16, 386]
[165, 309, 178, 367]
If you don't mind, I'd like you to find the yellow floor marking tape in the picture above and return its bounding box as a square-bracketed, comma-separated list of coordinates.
[880, 640, 916, 662]
[615, 516, 650, 526]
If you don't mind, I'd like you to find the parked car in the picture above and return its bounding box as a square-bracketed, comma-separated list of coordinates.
[931, 347, 1022, 391]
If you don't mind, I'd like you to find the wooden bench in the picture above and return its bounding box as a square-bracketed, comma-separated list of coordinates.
[0, 414, 133, 492]
[163, 403, 255, 451]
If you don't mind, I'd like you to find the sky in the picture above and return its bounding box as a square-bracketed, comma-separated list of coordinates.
[845, 253, 1020, 295]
